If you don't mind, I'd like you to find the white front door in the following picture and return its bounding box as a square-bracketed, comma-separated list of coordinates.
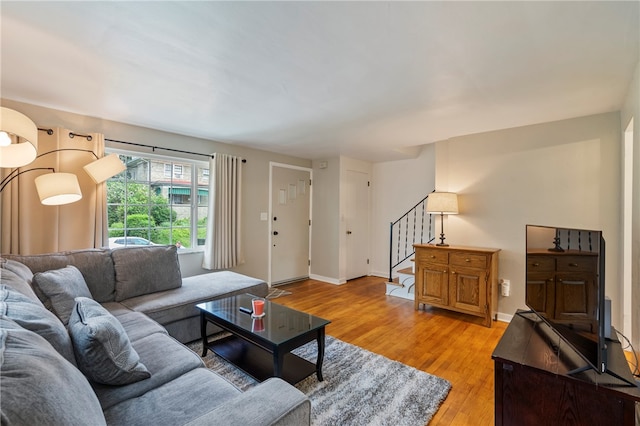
[270, 165, 311, 285]
[345, 169, 370, 280]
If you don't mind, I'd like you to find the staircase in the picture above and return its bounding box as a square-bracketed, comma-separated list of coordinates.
[385, 265, 416, 300]
[385, 192, 436, 300]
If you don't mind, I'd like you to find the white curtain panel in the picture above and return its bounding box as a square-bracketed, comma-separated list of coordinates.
[0, 127, 107, 254]
[202, 153, 244, 270]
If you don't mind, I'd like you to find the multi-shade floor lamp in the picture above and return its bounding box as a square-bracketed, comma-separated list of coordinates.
[0, 107, 126, 205]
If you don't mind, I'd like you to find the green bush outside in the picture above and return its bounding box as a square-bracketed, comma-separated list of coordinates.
[107, 180, 207, 247]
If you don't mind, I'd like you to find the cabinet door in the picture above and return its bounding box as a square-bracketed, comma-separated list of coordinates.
[450, 268, 487, 314]
[554, 272, 598, 332]
[526, 273, 555, 319]
[418, 262, 449, 305]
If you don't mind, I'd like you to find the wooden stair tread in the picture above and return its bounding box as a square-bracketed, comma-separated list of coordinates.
[398, 267, 414, 275]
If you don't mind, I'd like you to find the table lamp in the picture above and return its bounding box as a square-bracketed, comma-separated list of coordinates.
[426, 192, 458, 246]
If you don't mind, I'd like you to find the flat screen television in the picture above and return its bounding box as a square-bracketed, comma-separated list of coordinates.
[524, 225, 607, 376]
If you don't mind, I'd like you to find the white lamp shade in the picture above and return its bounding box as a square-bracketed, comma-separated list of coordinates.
[83, 153, 126, 183]
[426, 192, 459, 214]
[0, 107, 38, 168]
[34, 173, 82, 205]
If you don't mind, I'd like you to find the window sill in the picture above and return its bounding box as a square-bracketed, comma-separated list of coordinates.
[177, 248, 204, 255]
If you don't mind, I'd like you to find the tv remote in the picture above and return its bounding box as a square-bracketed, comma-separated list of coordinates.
[239, 307, 252, 315]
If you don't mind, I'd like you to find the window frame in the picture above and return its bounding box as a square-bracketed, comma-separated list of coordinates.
[173, 164, 183, 178]
[105, 148, 209, 251]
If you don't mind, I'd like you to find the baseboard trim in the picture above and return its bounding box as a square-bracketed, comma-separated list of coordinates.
[309, 274, 346, 285]
[495, 311, 513, 323]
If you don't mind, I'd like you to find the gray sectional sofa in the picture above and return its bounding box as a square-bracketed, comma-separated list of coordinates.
[0, 245, 310, 425]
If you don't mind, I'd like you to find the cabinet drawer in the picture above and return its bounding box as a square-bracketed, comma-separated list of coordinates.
[556, 256, 597, 272]
[450, 252, 487, 269]
[527, 256, 555, 272]
[419, 250, 448, 264]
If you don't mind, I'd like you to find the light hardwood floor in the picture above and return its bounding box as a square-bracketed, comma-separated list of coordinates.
[273, 276, 508, 426]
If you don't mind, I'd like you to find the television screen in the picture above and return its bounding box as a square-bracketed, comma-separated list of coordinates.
[525, 225, 606, 374]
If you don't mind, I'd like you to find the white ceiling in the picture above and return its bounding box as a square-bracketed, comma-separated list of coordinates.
[1, 1, 638, 162]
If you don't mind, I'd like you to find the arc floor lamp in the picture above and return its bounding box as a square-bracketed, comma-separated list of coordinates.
[0, 107, 126, 205]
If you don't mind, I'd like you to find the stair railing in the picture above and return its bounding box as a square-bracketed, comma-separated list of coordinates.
[388, 191, 436, 282]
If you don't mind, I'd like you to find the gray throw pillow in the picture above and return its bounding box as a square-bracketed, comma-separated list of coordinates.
[0, 286, 76, 365]
[68, 297, 151, 385]
[112, 245, 182, 301]
[31, 265, 93, 325]
[0, 319, 106, 426]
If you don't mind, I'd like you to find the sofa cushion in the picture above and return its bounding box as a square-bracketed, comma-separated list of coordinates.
[4, 249, 116, 303]
[0, 318, 106, 426]
[32, 265, 93, 325]
[103, 304, 169, 343]
[1, 258, 34, 282]
[112, 245, 182, 302]
[92, 331, 205, 409]
[0, 267, 39, 301]
[0, 285, 76, 365]
[122, 271, 268, 326]
[103, 368, 241, 426]
[183, 378, 311, 426]
[69, 297, 151, 386]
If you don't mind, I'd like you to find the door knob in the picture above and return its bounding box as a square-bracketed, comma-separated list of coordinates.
[346, 231, 352, 235]
[273, 231, 279, 236]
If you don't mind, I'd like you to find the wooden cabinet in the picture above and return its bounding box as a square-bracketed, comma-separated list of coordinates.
[526, 250, 598, 333]
[493, 311, 639, 426]
[414, 244, 500, 327]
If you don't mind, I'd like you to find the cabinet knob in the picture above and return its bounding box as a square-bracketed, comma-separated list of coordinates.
[558, 278, 563, 283]
[430, 255, 436, 259]
[451, 271, 457, 274]
[533, 262, 540, 267]
[569, 263, 578, 267]
[465, 258, 471, 263]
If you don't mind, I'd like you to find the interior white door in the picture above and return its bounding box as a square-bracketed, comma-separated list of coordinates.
[270, 166, 311, 285]
[345, 169, 370, 280]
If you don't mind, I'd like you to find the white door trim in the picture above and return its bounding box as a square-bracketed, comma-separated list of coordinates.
[268, 162, 313, 286]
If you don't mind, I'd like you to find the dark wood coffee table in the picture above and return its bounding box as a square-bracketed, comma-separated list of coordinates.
[196, 293, 331, 385]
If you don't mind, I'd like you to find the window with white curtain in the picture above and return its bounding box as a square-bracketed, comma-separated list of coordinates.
[105, 151, 209, 249]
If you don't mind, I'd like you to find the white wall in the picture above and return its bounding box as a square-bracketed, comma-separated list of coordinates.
[310, 157, 341, 282]
[370, 145, 436, 278]
[621, 59, 640, 348]
[1, 99, 311, 282]
[436, 112, 622, 325]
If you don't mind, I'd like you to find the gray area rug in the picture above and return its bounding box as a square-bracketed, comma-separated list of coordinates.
[188, 335, 451, 425]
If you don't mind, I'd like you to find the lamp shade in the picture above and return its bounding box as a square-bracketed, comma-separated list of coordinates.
[0, 107, 38, 168]
[34, 172, 82, 205]
[426, 192, 459, 214]
[83, 153, 126, 183]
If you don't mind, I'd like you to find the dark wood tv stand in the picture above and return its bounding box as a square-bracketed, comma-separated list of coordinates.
[492, 310, 640, 425]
